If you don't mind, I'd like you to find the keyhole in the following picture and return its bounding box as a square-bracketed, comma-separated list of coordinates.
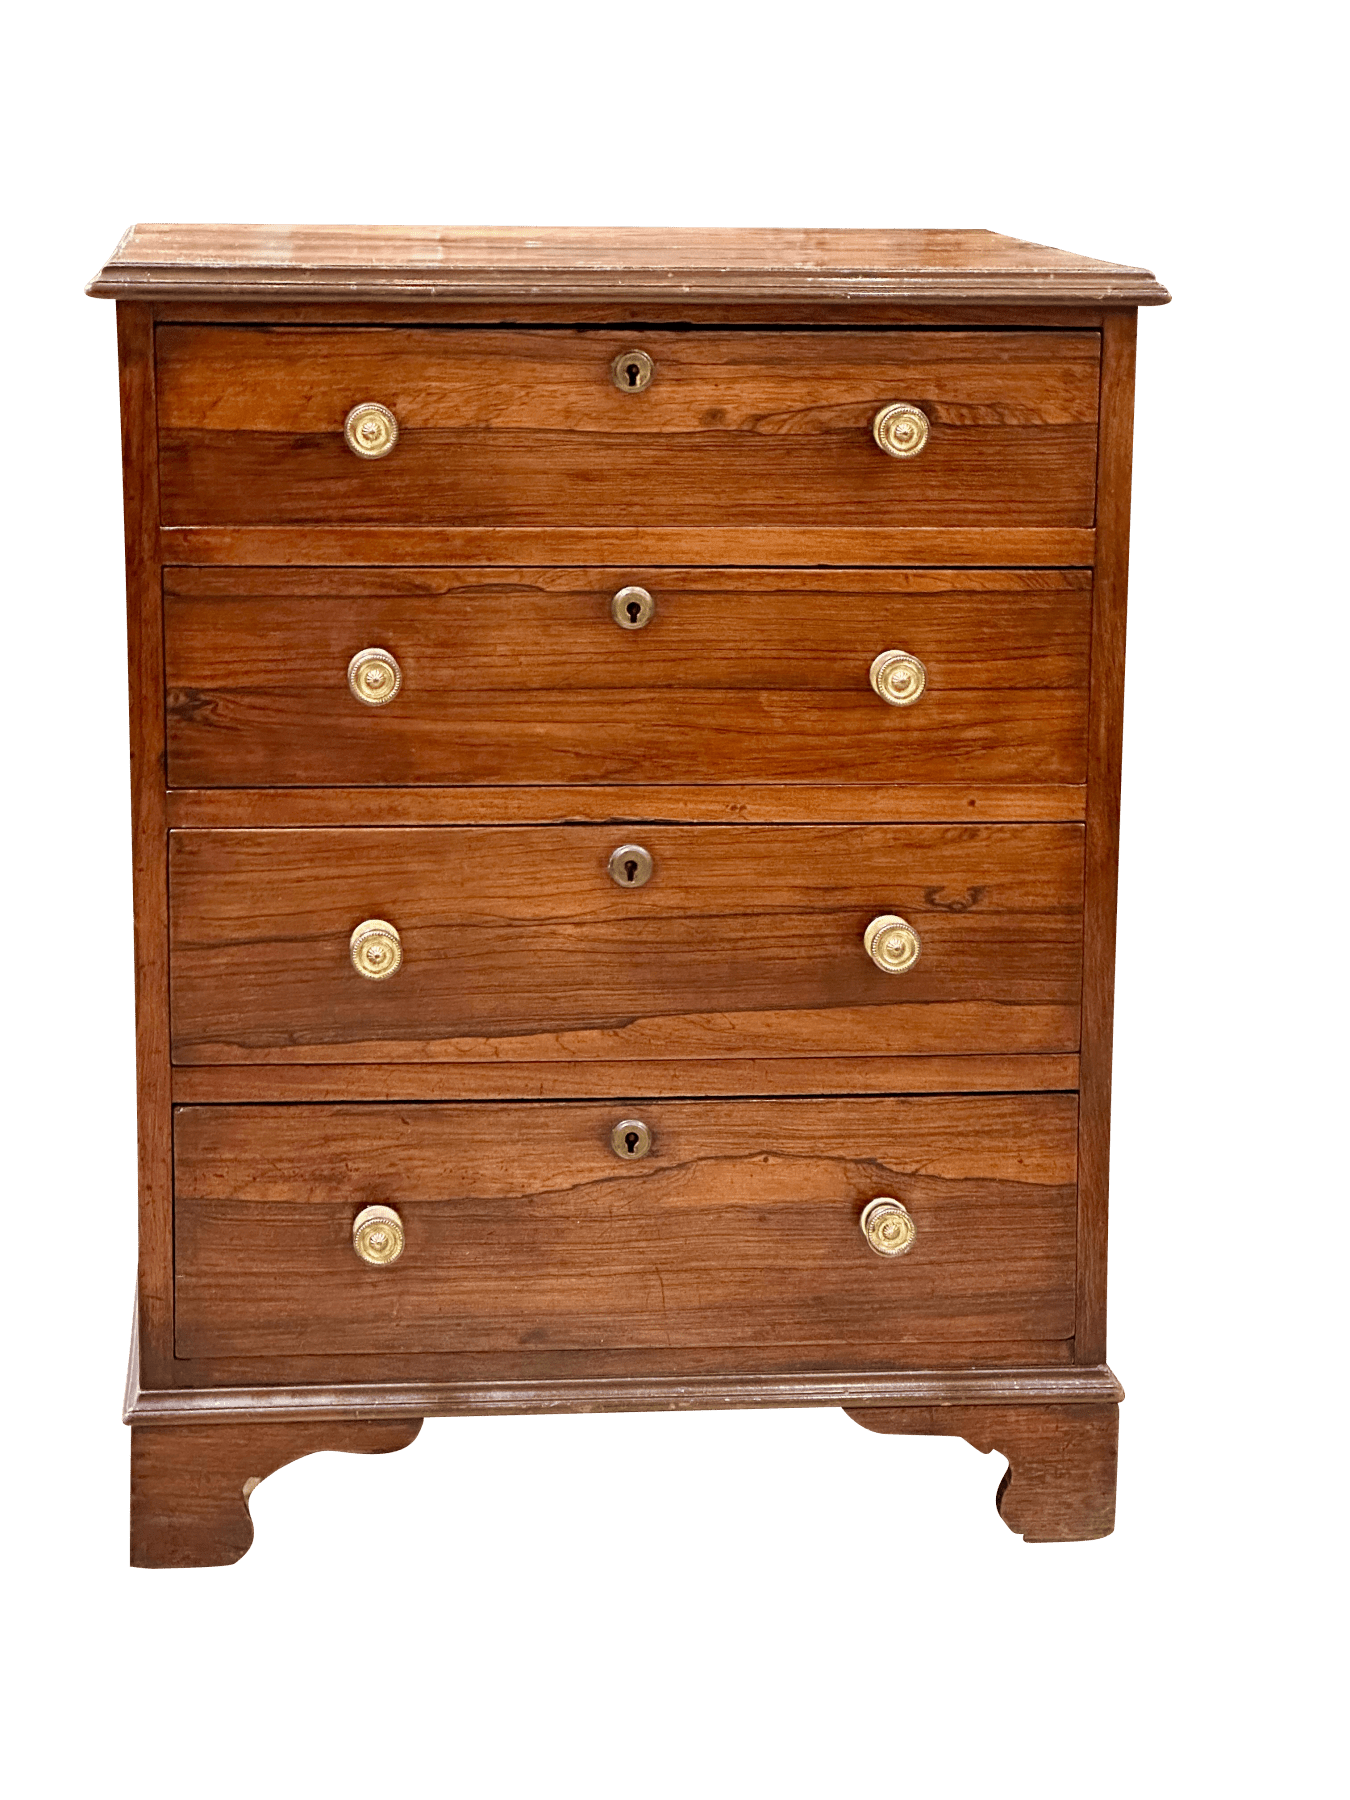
[624, 1131, 640, 1156]
[626, 599, 642, 623]
[608, 843, 653, 887]
[625, 362, 641, 387]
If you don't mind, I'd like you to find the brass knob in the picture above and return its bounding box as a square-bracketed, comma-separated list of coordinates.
[864, 914, 922, 974]
[872, 402, 930, 459]
[347, 647, 402, 706]
[344, 402, 399, 459]
[353, 1204, 405, 1266]
[350, 918, 402, 980]
[611, 348, 654, 392]
[869, 649, 927, 707]
[860, 1197, 916, 1257]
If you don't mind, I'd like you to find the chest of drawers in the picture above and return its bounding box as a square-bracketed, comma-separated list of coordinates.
[91, 225, 1168, 1565]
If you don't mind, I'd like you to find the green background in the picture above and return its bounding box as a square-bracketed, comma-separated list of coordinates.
[7, 3, 1346, 1785]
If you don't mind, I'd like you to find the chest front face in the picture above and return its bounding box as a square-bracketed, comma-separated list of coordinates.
[96, 224, 1165, 1564]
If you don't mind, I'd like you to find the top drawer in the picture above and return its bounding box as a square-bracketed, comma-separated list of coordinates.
[156, 327, 1101, 529]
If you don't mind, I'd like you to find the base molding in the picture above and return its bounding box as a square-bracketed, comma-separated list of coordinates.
[125, 1328, 1122, 1426]
[124, 1322, 1122, 1562]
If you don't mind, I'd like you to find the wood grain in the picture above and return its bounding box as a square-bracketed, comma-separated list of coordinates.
[157, 1343, 1080, 1392]
[172, 1096, 1078, 1358]
[1076, 312, 1137, 1361]
[121, 1288, 1095, 1404]
[126, 1267, 1123, 1404]
[154, 301, 1115, 329]
[89, 224, 1170, 305]
[169, 1052, 1080, 1103]
[164, 567, 1091, 788]
[117, 304, 174, 1386]
[131, 1418, 421, 1567]
[845, 1401, 1118, 1540]
[161, 524, 1097, 568]
[165, 784, 1087, 827]
[155, 327, 1101, 529]
[166, 823, 1085, 1063]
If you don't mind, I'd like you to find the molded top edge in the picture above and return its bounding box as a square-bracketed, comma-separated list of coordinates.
[88, 224, 1170, 305]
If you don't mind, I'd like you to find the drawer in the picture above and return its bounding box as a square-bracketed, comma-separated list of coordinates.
[167, 824, 1083, 1063]
[156, 326, 1101, 528]
[172, 1096, 1079, 1357]
[164, 567, 1091, 788]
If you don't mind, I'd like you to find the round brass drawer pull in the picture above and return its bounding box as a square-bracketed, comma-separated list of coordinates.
[864, 914, 922, 974]
[350, 918, 402, 980]
[860, 1197, 916, 1257]
[347, 647, 402, 706]
[612, 585, 655, 629]
[344, 401, 399, 459]
[353, 1204, 405, 1267]
[872, 401, 930, 459]
[611, 348, 654, 392]
[610, 1119, 652, 1160]
[869, 649, 927, 707]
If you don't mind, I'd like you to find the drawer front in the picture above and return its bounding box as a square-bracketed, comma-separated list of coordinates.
[156, 326, 1100, 528]
[173, 1096, 1079, 1357]
[167, 824, 1083, 1063]
[164, 567, 1091, 788]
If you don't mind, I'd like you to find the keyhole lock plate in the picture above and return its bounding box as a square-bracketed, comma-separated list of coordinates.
[610, 1119, 653, 1160]
[611, 585, 655, 630]
[607, 843, 654, 888]
[611, 348, 654, 392]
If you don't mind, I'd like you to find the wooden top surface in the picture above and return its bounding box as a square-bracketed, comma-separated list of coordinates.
[88, 224, 1169, 306]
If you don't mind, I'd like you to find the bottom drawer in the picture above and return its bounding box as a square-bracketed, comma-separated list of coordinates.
[173, 1096, 1078, 1358]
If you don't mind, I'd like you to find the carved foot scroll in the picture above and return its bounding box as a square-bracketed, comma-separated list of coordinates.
[130, 1418, 423, 1568]
[844, 1403, 1119, 1542]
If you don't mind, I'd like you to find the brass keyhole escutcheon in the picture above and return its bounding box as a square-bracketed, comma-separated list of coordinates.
[610, 1119, 652, 1160]
[611, 348, 654, 392]
[607, 844, 654, 888]
[611, 585, 655, 630]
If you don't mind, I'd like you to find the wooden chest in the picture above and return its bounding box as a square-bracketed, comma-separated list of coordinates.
[91, 225, 1168, 1564]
